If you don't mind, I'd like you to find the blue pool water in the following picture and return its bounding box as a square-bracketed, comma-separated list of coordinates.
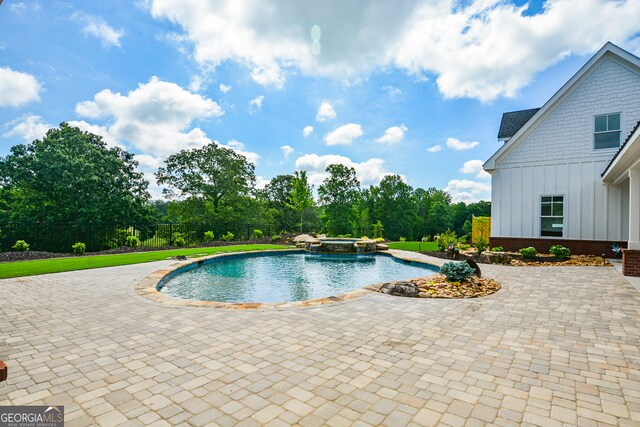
[159, 252, 438, 303]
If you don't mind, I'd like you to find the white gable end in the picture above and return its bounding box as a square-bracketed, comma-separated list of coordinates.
[499, 57, 640, 167]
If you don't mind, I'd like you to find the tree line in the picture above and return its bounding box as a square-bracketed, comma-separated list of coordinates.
[0, 123, 490, 246]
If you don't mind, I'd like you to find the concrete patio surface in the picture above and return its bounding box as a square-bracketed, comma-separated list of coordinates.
[1, 251, 639, 426]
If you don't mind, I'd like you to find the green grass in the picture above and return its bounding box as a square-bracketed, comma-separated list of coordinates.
[386, 241, 439, 252]
[0, 244, 290, 279]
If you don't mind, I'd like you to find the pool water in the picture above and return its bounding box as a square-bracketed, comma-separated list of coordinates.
[159, 252, 438, 303]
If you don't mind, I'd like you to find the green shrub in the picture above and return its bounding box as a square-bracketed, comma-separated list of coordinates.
[473, 237, 488, 253]
[125, 235, 139, 247]
[435, 229, 457, 251]
[491, 246, 504, 252]
[373, 237, 385, 243]
[519, 247, 537, 259]
[174, 236, 186, 247]
[270, 235, 282, 242]
[440, 261, 475, 282]
[72, 242, 86, 255]
[372, 221, 384, 239]
[550, 244, 571, 260]
[337, 234, 353, 238]
[458, 243, 471, 250]
[399, 237, 407, 242]
[204, 230, 215, 242]
[361, 236, 370, 240]
[12, 240, 30, 251]
[222, 231, 235, 242]
[253, 229, 264, 239]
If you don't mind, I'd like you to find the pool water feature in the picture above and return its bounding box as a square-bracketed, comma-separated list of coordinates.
[304, 237, 377, 254]
[158, 251, 437, 303]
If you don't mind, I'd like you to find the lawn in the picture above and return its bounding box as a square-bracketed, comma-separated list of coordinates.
[0, 244, 290, 279]
[386, 241, 439, 252]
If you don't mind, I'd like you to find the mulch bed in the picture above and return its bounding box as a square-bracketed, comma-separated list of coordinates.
[0, 236, 294, 263]
[421, 250, 611, 267]
[0, 251, 70, 262]
[510, 254, 610, 267]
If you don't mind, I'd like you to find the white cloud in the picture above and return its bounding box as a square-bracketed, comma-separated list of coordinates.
[219, 83, 231, 93]
[75, 76, 223, 157]
[0, 67, 41, 108]
[316, 101, 337, 122]
[426, 145, 442, 153]
[295, 153, 393, 187]
[74, 12, 125, 48]
[444, 179, 491, 203]
[302, 125, 314, 137]
[324, 123, 363, 146]
[248, 95, 264, 113]
[224, 139, 260, 164]
[395, 0, 640, 101]
[3, 115, 51, 142]
[256, 176, 270, 190]
[383, 85, 402, 97]
[459, 159, 490, 179]
[134, 153, 164, 171]
[446, 137, 479, 151]
[148, 0, 640, 100]
[376, 124, 407, 144]
[280, 145, 294, 160]
[9, 2, 41, 16]
[67, 120, 123, 149]
[189, 76, 205, 92]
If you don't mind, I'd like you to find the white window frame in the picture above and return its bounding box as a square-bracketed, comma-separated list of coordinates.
[540, 194, 565, 238]
[593, 112, 622, 150]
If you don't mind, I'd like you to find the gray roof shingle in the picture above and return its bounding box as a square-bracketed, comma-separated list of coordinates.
[497, 108, 540, 140]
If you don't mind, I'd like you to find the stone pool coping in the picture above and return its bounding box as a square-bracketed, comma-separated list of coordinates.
[135, 248, 440, 309]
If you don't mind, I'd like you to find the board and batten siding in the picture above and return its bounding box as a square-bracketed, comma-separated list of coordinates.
[491, 161, 628, 240]
[491, 55, 640, 241]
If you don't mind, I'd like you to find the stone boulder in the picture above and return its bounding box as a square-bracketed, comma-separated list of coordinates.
[379, 281, 419, 297]
[171, 255, 188, 261]
[376, 243, 389, 251]
[293, 234, 316, 243]
[478, 252, 511, 265]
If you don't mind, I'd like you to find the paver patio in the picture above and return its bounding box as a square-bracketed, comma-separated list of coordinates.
[1, 251, 640, 426]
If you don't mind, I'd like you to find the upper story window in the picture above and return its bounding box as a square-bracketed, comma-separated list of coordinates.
[594, 113, 621, 149]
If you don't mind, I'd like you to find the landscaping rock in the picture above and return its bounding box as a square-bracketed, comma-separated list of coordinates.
[171, 255, 188, 261]
[293, 234, 316, 243]
[376, 243, 389, 251]
[379, 281, 419, 297]
[377, 274, 500, 299]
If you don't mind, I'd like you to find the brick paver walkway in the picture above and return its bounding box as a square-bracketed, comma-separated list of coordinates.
[1, 251, 639, 426]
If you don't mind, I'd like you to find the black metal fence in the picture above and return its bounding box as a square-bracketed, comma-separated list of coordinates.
[1, 221, 284, 253]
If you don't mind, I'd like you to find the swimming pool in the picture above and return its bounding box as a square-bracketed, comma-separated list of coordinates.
[158, 251, 438, 303]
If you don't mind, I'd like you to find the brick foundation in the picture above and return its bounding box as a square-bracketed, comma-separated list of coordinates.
[489, 237, 626, 258]
[623, 249, 640, 277]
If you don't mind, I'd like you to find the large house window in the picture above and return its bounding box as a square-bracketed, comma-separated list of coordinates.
[594, 113, 621, 149]
[541, 196, 564, 237]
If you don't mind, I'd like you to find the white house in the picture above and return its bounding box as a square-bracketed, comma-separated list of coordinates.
[483, 42, 640, 276]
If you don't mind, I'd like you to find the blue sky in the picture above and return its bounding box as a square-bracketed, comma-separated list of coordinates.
[1, 0, 639, 201]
